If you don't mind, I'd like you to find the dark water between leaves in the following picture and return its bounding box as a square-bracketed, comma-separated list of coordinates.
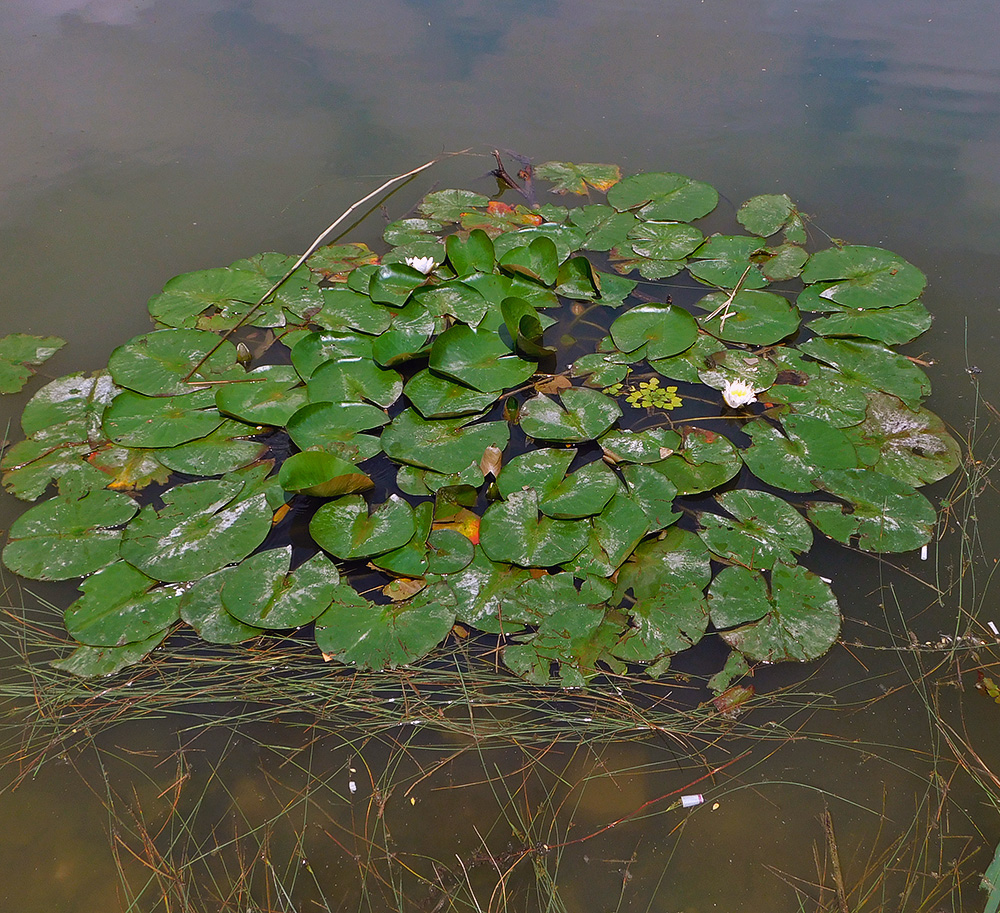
[2, 2, 1000, 910]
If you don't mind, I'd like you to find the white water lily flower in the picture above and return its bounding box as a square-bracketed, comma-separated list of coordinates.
[404, 255, 436, 275]
[722, 378, 757, 409]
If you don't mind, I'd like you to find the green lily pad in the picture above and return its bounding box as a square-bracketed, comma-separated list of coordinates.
[314, 581, 457, 669]
[648, 333, 727, 384]
[709, 563, 841, 663]
[649, 427, 740, 495]
[370, 501, 434, 577]
[289, 330, 373, 380]
[571, 352, 630, 387]
[64, 560, 181, 647]
[808, 468, 936, 552]
[846, 393, 960, 486]
[610, 302, 699, 359]
[413, 280, 491, 326]
[613, 583, 709, 663]
[498, 237, 559, 286]
[429, 324, 537, 393]
[807, 300, 932, 345]
[278, 450, 373, 497]
[687, 235, 769, 289]
[741, 414, 859, 492]
[214, 365, 308, 426]
[306, 355, 403, 408]
[696, 290, 800, 345]
[120, 479, 271, 582]
[438, 548, 533, 632]
[765, 349, 870, 427]
[697, 350, 778, 394]
[446, 229, 495, 277]
[757, 243, 808, 281]
[371, 303, 437, 367]
[381, 408, 509, 474]
[366, 262, 428, 306]
[419, 189, 491, 222]
[697, 489, 813, 570]
[519, 387, 621, 443]
[287, 401, 388, 452]
[223, 547, 340, 629]
[610, 221, 704, 278]
[799, 336, 931, 408]
[311, 287, 392, 335]
[103, 388, 223, 448]
[2, 488, 138, 581]
[153, 419, 268, 475]
[801, 245, 926, 309]
[52, 628, 170, 678]
[396, 463, 485, 496]
[85, 445, 171, 492]
[598, 427, 682, 464]
[620, 464, 680, 530]
[569, 205, 638, 251]
[383, 218, 444, 246]
[492, 224, 586, 266]
[535, 161, 622, 194]
[20, 370, 117, 442]
[497, 449, 618, 519]
[607, 172, 718, 222]
[479, 489, 589, 567]
[2, 439, 110, 501]
[311, 494, 416, 559]
[736, 193, 804, 240]
[108, 329, 242, 396]
[180, 566, 265, 644]
[404, 369, 497, 419]
[564, 491, 651, 578]
[306, 242, 380, 279]
[426, 528, 475, 575]
[0, 334, 65, 393]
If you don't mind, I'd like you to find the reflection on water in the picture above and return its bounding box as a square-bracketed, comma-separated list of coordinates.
[2, 0, 1000, 910]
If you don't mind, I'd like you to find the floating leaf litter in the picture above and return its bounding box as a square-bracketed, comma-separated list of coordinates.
[0, 158, 959, 687]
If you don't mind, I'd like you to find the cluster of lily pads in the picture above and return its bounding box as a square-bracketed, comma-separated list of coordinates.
[0, 161, 960, 686]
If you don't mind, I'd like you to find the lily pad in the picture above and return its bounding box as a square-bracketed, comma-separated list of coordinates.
[535, 161, 621, 194]
[381, 408, 509, 475]
[564, 491, 651, 577]
[808, 468, 936, 552]
[419, 189, 491, 222]
[223, 547, 341, 629]
[613, 583, 709, 663]
[800, 336, 930, 408]
[314, 582, 457, 669]
[497, 449, 618, 518]
[610, 302, 699, 359]
[599, 427, 681, 464]
[607, 172, 718, 222]
[429, 324, 537, 393]
[649, 427, 741, 495]
[2, 488, 138, 581]
[108, 329, 242, 396]
[696, 290, 800, 345]
[307, 355, 403, 408]
[569, 205, 638, 251]
[438, 548, 533, 633]
[180, 566, 265, 644]
[737, 193, 805, 241]
[807, 299, 932, 345]
[278, 450, 373, 497]
[697, 489, 813, 570]
[120, 479, 271, 582]
[290, 330, 373, 380]
[519, 387, 622, 443]
[214, 365, 308, 426]
[52, 629, 170, 678]
[312, 287, 392, 335]
[64, 560, 181, 647]
[741, 414, 859, 492]
[709, 563, 841, 662]
[846, 392, 961, 486]
[404, 369, 497, 419]
[0, 334, 66, 393]
[153, 420, 268, 475]
[801, 245, 926, 309]
[479, 489, 589, 567]
[20, 371, 117, 442]
[103, 388, 223, 448]
[310, 494, 416, 559]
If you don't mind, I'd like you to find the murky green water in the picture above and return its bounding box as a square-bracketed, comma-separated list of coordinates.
[2, 2, 1000, 910]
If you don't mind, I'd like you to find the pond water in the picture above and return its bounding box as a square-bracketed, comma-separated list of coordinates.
[2, 1, 1000, 910]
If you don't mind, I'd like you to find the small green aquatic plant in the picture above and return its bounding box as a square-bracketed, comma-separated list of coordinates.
[0, 156, 961, 686]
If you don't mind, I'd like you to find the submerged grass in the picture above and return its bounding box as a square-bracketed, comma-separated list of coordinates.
[0, 385, 998, 912]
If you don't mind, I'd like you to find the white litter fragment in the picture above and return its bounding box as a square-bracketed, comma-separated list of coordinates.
[681, 794, 704, 808]
[819, 576, 832, 584]
[920, 544, 928, 561]
[349, 780, 357, 794]
[988, 621, 999, 636]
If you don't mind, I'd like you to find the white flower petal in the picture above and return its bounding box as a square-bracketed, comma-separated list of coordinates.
[722, 379, 757, 409]
[404, 255, 436, 275]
